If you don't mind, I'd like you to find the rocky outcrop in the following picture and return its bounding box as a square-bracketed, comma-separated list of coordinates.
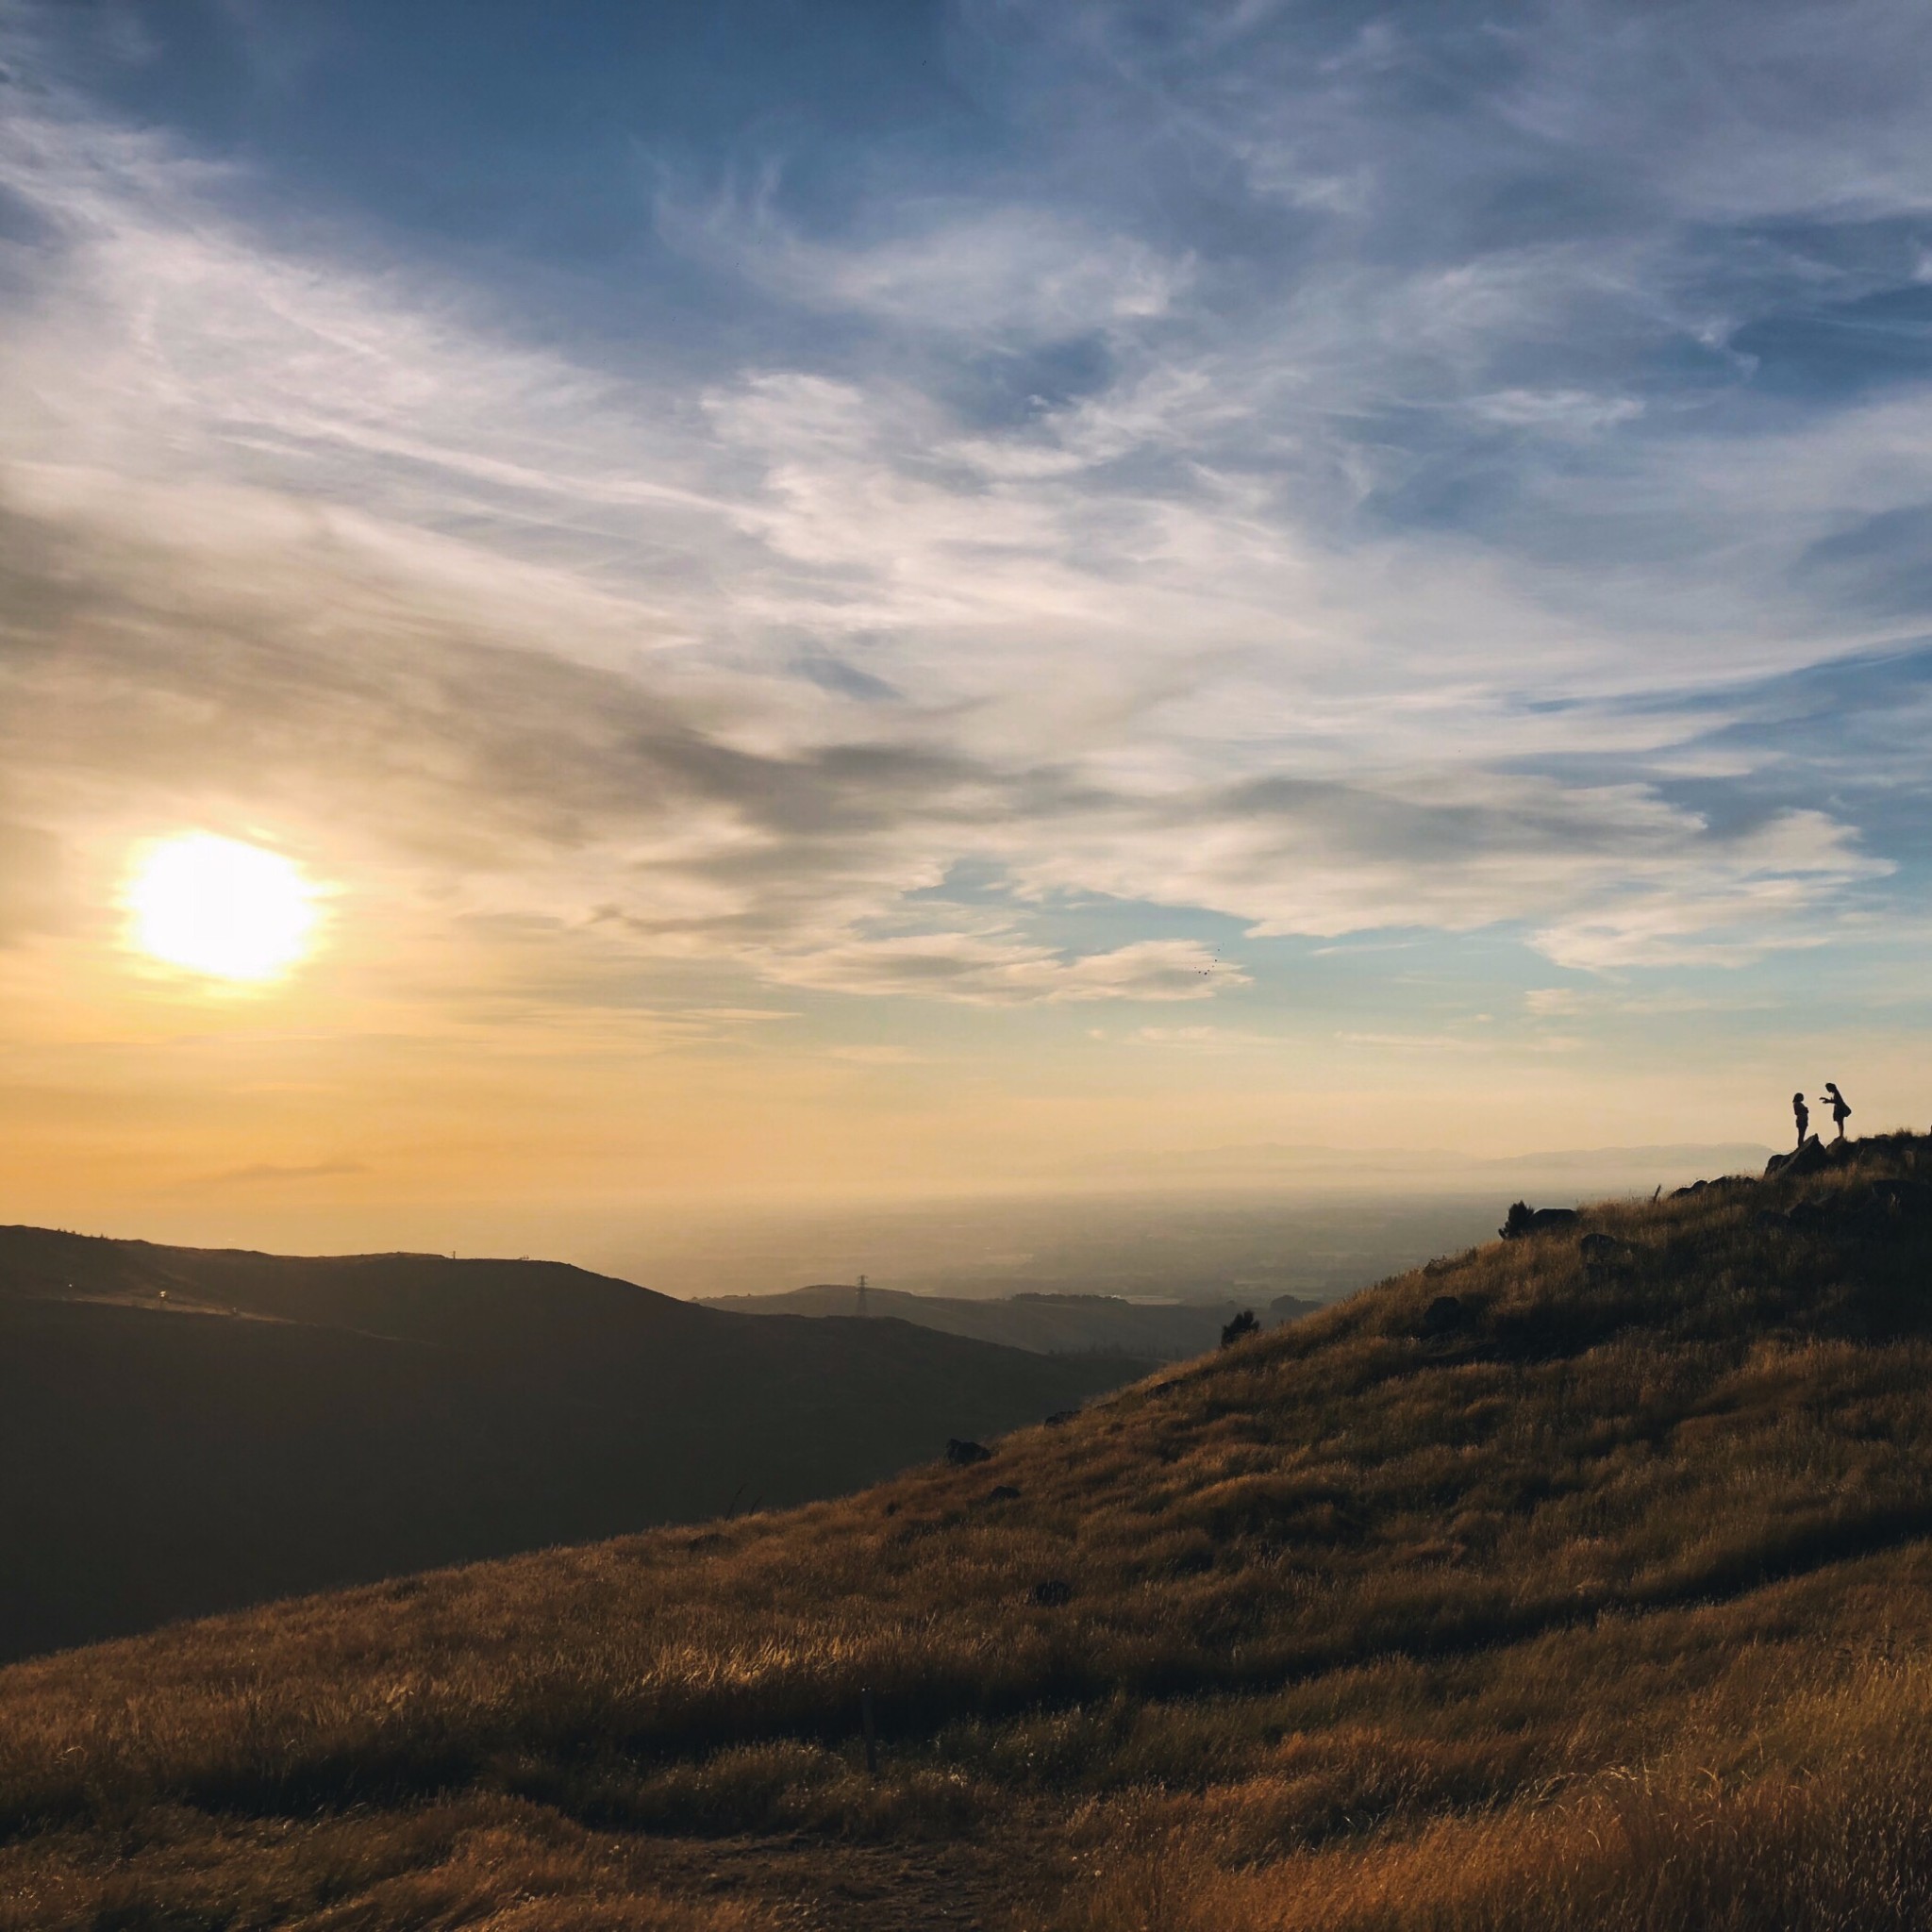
[1500, 1202, 1580, 1240]
[1766, 1136, 1829, 1179]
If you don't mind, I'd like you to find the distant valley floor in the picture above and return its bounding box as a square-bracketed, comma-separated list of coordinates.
[698, 1282, 1322, 1358]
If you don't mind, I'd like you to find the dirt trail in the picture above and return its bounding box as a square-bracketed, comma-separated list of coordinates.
[646, 1830, 1055, 1931]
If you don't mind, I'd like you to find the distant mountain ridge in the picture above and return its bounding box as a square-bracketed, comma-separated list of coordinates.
[0, 1224, 1153, 1661]
[700, 1281, 1322, 1358]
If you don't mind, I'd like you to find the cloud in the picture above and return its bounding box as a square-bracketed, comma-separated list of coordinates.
[757, 935, 1240, 1006]
[661, 192, 1190, 339]
[1336, 1032, 1485, 1053]
[0, 0, 1925, 1019]
[1126, 1024, 1285, 1052]
[1469, 390, 1645, 433]
[203, 1160, 369, 1185]
[8, 435, 1878, 980]
[1524, 988, 1583, 1018]
[1012, 777, 1890, 967]
[0, 815, 65, 944]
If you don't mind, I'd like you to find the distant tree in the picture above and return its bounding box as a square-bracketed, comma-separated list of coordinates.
[1220, 1308, 1259, 1347]
[1500, 1201, 1535, 1241]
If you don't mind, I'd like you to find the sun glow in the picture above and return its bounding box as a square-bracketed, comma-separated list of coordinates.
[125, 834, 324, 983]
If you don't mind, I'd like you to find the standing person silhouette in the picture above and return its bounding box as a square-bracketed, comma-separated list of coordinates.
[1792, 1091, 1809, 1149]
[1823, 1081, 1852, 1141]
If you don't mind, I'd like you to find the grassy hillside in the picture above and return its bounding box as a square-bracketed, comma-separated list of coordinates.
[700, 1282, 1324, 1358]
[3, 1135, 1932, 1930]
[0, 1231, 1150, 1663]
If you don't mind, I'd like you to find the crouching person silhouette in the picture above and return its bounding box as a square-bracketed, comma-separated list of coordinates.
[1792, 1091, 1809, 1149]
[1823, 1081, 1851, 1141]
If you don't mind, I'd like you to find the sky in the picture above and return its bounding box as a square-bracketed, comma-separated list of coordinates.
[3, 0, 1931, 1255]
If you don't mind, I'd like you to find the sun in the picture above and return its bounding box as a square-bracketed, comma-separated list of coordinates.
[125, 834, 325, 983]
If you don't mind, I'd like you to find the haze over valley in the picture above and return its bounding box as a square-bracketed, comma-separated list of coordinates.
[606, 1144, 1774, 1304]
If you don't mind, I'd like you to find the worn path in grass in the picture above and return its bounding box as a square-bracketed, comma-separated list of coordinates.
[645, 1829, 1045, 1929]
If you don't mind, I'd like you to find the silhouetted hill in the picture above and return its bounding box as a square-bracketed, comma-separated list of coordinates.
[699, 1281, 1324, 1357]
[0, 1227, 1152, 1661]
[5, 1135, 1932, 1929]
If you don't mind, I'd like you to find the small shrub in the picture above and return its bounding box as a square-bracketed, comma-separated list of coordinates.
[1220, 1310, 1259, 1348]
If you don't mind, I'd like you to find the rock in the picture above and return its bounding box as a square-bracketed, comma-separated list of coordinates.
[1043, 1408, 1078, 1428]
[1030, 1578, 1073, 1607]
[1872, 1177, 1932, 1217]
[1753, 1208, 1790, 1235]
[1767, 1136, 1829, 1179]
[1419, 1294, 1467, 1339]
[1578, 1231, 1625, 1260]
[1672, 1175, 1752, 1197]
[945, 1439, 992, 1467]
[1830, 1178, 1932, 1238]
[985, 1484, 1022, 1503]
[1500, 1202, 1579, 1239]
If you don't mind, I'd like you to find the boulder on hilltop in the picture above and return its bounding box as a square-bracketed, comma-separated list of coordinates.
[1767, 1135, 1830, 1179]
[1499, 1201, 1579, 1240]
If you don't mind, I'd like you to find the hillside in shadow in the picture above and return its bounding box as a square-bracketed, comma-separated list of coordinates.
[0, 1230, 1150, 1662]
[4, 1133, 1932, 1929]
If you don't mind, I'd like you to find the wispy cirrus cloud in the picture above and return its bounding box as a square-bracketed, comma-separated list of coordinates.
[205, 1160, 368, 1186]
[756, 935, 1238, 1005]
[0, 0, 1925, 1041]
[658, 188, 1189, 338]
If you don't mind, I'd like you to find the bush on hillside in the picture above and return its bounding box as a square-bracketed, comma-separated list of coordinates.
[1220, 1308, 1258, 1347]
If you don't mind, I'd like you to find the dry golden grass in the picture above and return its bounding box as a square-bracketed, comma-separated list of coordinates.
[1045, 1645, 1932, 1932]
[0, 1796, 771, 1931]
[3, 1133, 1930, 1927]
